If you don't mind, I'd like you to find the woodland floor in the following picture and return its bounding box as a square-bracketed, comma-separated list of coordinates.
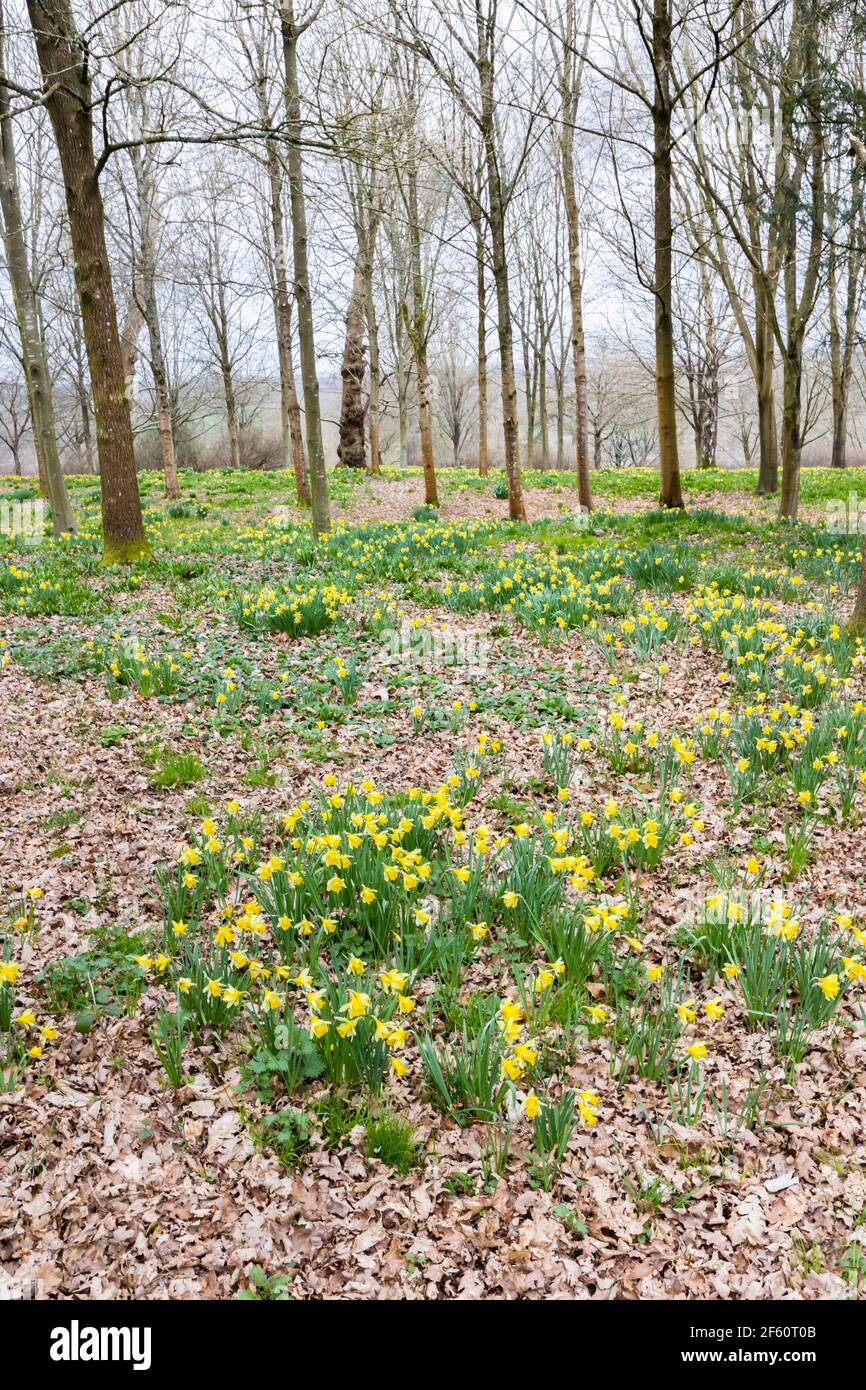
[1, 465, 865, 1300]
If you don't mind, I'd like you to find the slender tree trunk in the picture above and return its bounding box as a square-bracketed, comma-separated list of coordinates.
[129, 142, 179, 501]
[653, 124, 683, 504]
[830, 364, 851, 471]
[0, 40, 73, 533]
[562, 124, 592, 509]
[778, 0, 824, 521]
[403, 155, 437, 506]
[207, 245, 242, 471]
[523, 328, 536, 468]
[477, 27, 524, 520]
[26, 0, 146, 560]
[472, 211, 488, 476]
[828, 221, 844, 468]
[486, 188, 524, 516]
[755, 293, 778, 492]
[779, 347, 803, 519]
[652, 3, 683, 509]
[220, 351, 241, 471]
[75, 368, 95, 471]
[539, 350, 549, 470]
[395, 305, 409, 468]
[119, 290, 145, 407]
[155, 394, 177, 497]
[280, 1, 329, 535]
[555, 369, 564, 469]
[366, 266, 382, 474]
[698, 261, 718, 469]
[286, 359, 307, 497]
[828, 169, 860, 470]
[143, 282, 178, 498]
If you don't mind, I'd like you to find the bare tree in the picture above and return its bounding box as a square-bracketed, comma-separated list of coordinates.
[0, 375, 29, 470]
[234, 4, 310, 503]
[435, 337, 476, 467]
[388, 0, 534, 520]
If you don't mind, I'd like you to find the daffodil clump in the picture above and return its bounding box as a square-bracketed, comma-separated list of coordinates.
[140, 769, 642, 1130]
[0, 956, 58, 1088]
[687, 586, 865, 708]
[88, 634, 186, 698]
[235, 582, 354, 636]
[573, 790, 702, 880]
[442, 543, 629, 635]
[604, 594, 683, 661]
[419, 993, 570, 1126]
[9, 885, 44, 938]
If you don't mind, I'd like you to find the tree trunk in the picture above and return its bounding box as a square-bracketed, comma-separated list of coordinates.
[755, 296, 778, 492]
[221, 356, 241, 471]
[119, 290, 145, 408]
[779, 347, 802, 520]
[286, 365, 307, 498]
[562, 125, 592, 509]
[555, 369, 564, 469]
[337, 257, 367, 469]
[486, 183, 524, 517]
[478, 27, 524, 521]
[26, 0, 146, 560]
[395, 305, 408, 468]
[777, 0, 824, 521]
[523, 329, 536, 469]
[472, 212, 488, 476]
[698, 261, 718, 469]
[828, 164, 860, 471]
[143, 281, 178, 498]
[76, 372, 95, 472]
[366, 272, 382, 474]
[404, 155, 437, 506]
[539, 351, 549, 470]
[652, 3, 683, 510]
[280, 2, 330, 535]
[129, 141, 179, 501]
[845, 138, 866, 495]
[830, 372, 850, 470]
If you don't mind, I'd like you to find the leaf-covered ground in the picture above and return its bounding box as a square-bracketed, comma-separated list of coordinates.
[2, 466, 866, 1301]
